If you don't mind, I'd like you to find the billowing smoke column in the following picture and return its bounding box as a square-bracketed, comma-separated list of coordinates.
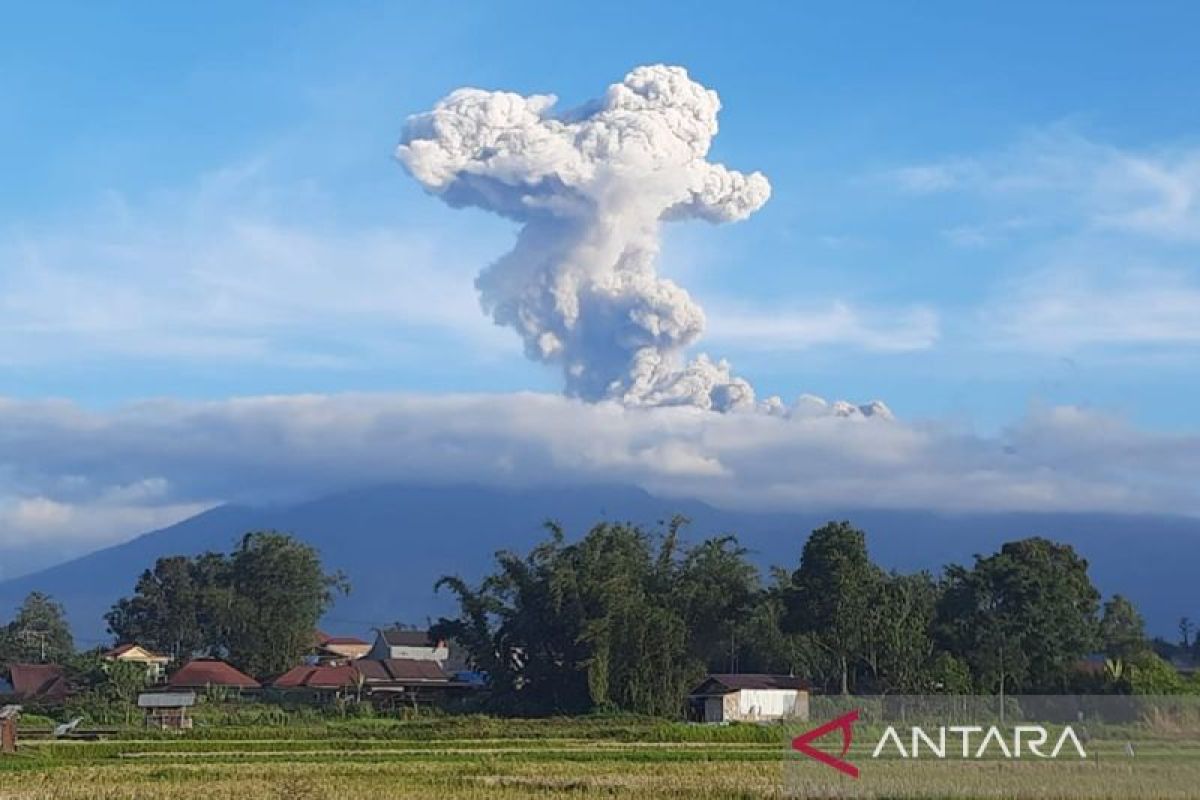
[397, 65, 771, 411]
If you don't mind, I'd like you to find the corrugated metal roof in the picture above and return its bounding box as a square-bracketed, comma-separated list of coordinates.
[379, 629, 439, 647]
[689, 674, 809, 695]
[356, 658, 448, 683]
[138, 692, 196, 708]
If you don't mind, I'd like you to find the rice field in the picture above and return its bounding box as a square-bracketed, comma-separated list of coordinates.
[2, 719, 1198, 799]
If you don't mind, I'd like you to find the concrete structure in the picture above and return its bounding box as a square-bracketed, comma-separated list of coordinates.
[366, 629, 449, 664]
[688, 674, 810, 723]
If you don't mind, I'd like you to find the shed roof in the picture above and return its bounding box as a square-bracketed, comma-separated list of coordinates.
[138, 692, 196, 708]
[167, 659, 260, 689]
[689, 674, 809, 695]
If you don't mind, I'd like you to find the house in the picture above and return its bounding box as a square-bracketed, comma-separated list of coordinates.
[7, 664, 69, 704]
[355, 658, 465, 708]
[687, 674, 810, 723]
[366, 629, 449, 663]
[104, 644, 171, 682]
[137, 691, 196, 731]
[273, 658, 471, 708]
[272, 664, 364, 702]
[166, 658, 260, 694]
[311, 631, 371, 664]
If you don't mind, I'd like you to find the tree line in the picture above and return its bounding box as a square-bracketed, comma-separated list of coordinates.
[3, 519, 1198, 717]
[432, 518, 1200, 715]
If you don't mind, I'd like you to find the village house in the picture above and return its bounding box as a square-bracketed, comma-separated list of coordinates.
[137, 691, 196, 731]
[365, 629, 449, 663]
[104, 644, 171, 682]
[687, 674, 810, 723]
[311, 631, 371, 664]
[272, 663, 364, 702]
[364, 628, 451, 666]
[166, 658, 260, 695]
[6, 664, 68, 704]
[272, 657, 471, 708]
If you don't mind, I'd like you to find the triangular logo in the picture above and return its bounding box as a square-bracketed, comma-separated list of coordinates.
[791, 708, 860, 778]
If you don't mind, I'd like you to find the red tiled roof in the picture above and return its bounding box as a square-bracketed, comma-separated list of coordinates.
[273, 664, 361, 690]
[9, 664, 68, 701]
[168, 659, 260, 689]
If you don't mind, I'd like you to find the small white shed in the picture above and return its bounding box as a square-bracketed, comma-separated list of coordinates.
[688, 674, 810, 723]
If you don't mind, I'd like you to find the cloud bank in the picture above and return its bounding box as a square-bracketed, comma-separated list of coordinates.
[2, 393, 1197, 577]
[397, 65, 772, 411]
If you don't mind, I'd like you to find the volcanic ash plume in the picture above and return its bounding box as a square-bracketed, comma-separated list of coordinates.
[396, 65, 771, 411]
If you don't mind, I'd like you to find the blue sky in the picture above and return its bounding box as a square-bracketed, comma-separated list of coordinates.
[2, 3, 1199, 573]
[3, 1, 1198, 426]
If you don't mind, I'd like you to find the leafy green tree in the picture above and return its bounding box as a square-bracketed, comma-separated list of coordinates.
[4, 592, 74, 663]
[1099, 594, 1149, 662]
[865, 571, 941, 692]
[936, 537, 1101, 693]
[784, 521, 883, 694]
[219, 532, 348, 677]
[736, 568, 821, 678]
[435, 519, 755, 716]
[107, 532, 346, 678]
[1128, 651, 1188, 695]
[106, 555, 219, 659]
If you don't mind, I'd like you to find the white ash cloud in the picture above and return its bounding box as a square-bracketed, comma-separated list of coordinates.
[396, 65, 772, 411]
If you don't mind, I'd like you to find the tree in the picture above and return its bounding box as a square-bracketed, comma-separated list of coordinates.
[4, 592, 74, 663]
[106, 555, 220, 659]
[936, 537, 1101, 693]
[434, 519, 755, 716]
[865, 572, 940, 692]
[107, 532, 346, 677]
[784, 521, 883, 694]
[1100, 595, 1149, 662]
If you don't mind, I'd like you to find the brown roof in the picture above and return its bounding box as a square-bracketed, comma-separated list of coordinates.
[273, 664, 361, 690]
[9, 664, 69, 701]
[168, 659, 260, 690]
[355, 658, 448, 683]
[690, 674, 809, 695]
[379, 629, 441, 648]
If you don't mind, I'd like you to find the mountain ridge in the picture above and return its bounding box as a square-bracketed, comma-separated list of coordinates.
[1, 483, 1196, 643]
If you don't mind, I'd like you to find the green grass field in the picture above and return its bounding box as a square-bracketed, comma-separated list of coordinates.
[2, 716, 1198, 799]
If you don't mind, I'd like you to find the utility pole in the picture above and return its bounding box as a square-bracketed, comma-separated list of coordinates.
[17, 630, 48, 663]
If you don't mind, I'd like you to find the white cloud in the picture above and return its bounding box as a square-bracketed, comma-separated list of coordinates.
[0, 392, 1195, 568]
[888, 129, 1200, 243]
[0, 163, 514, 369]
[984, 267, 1200, 352]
